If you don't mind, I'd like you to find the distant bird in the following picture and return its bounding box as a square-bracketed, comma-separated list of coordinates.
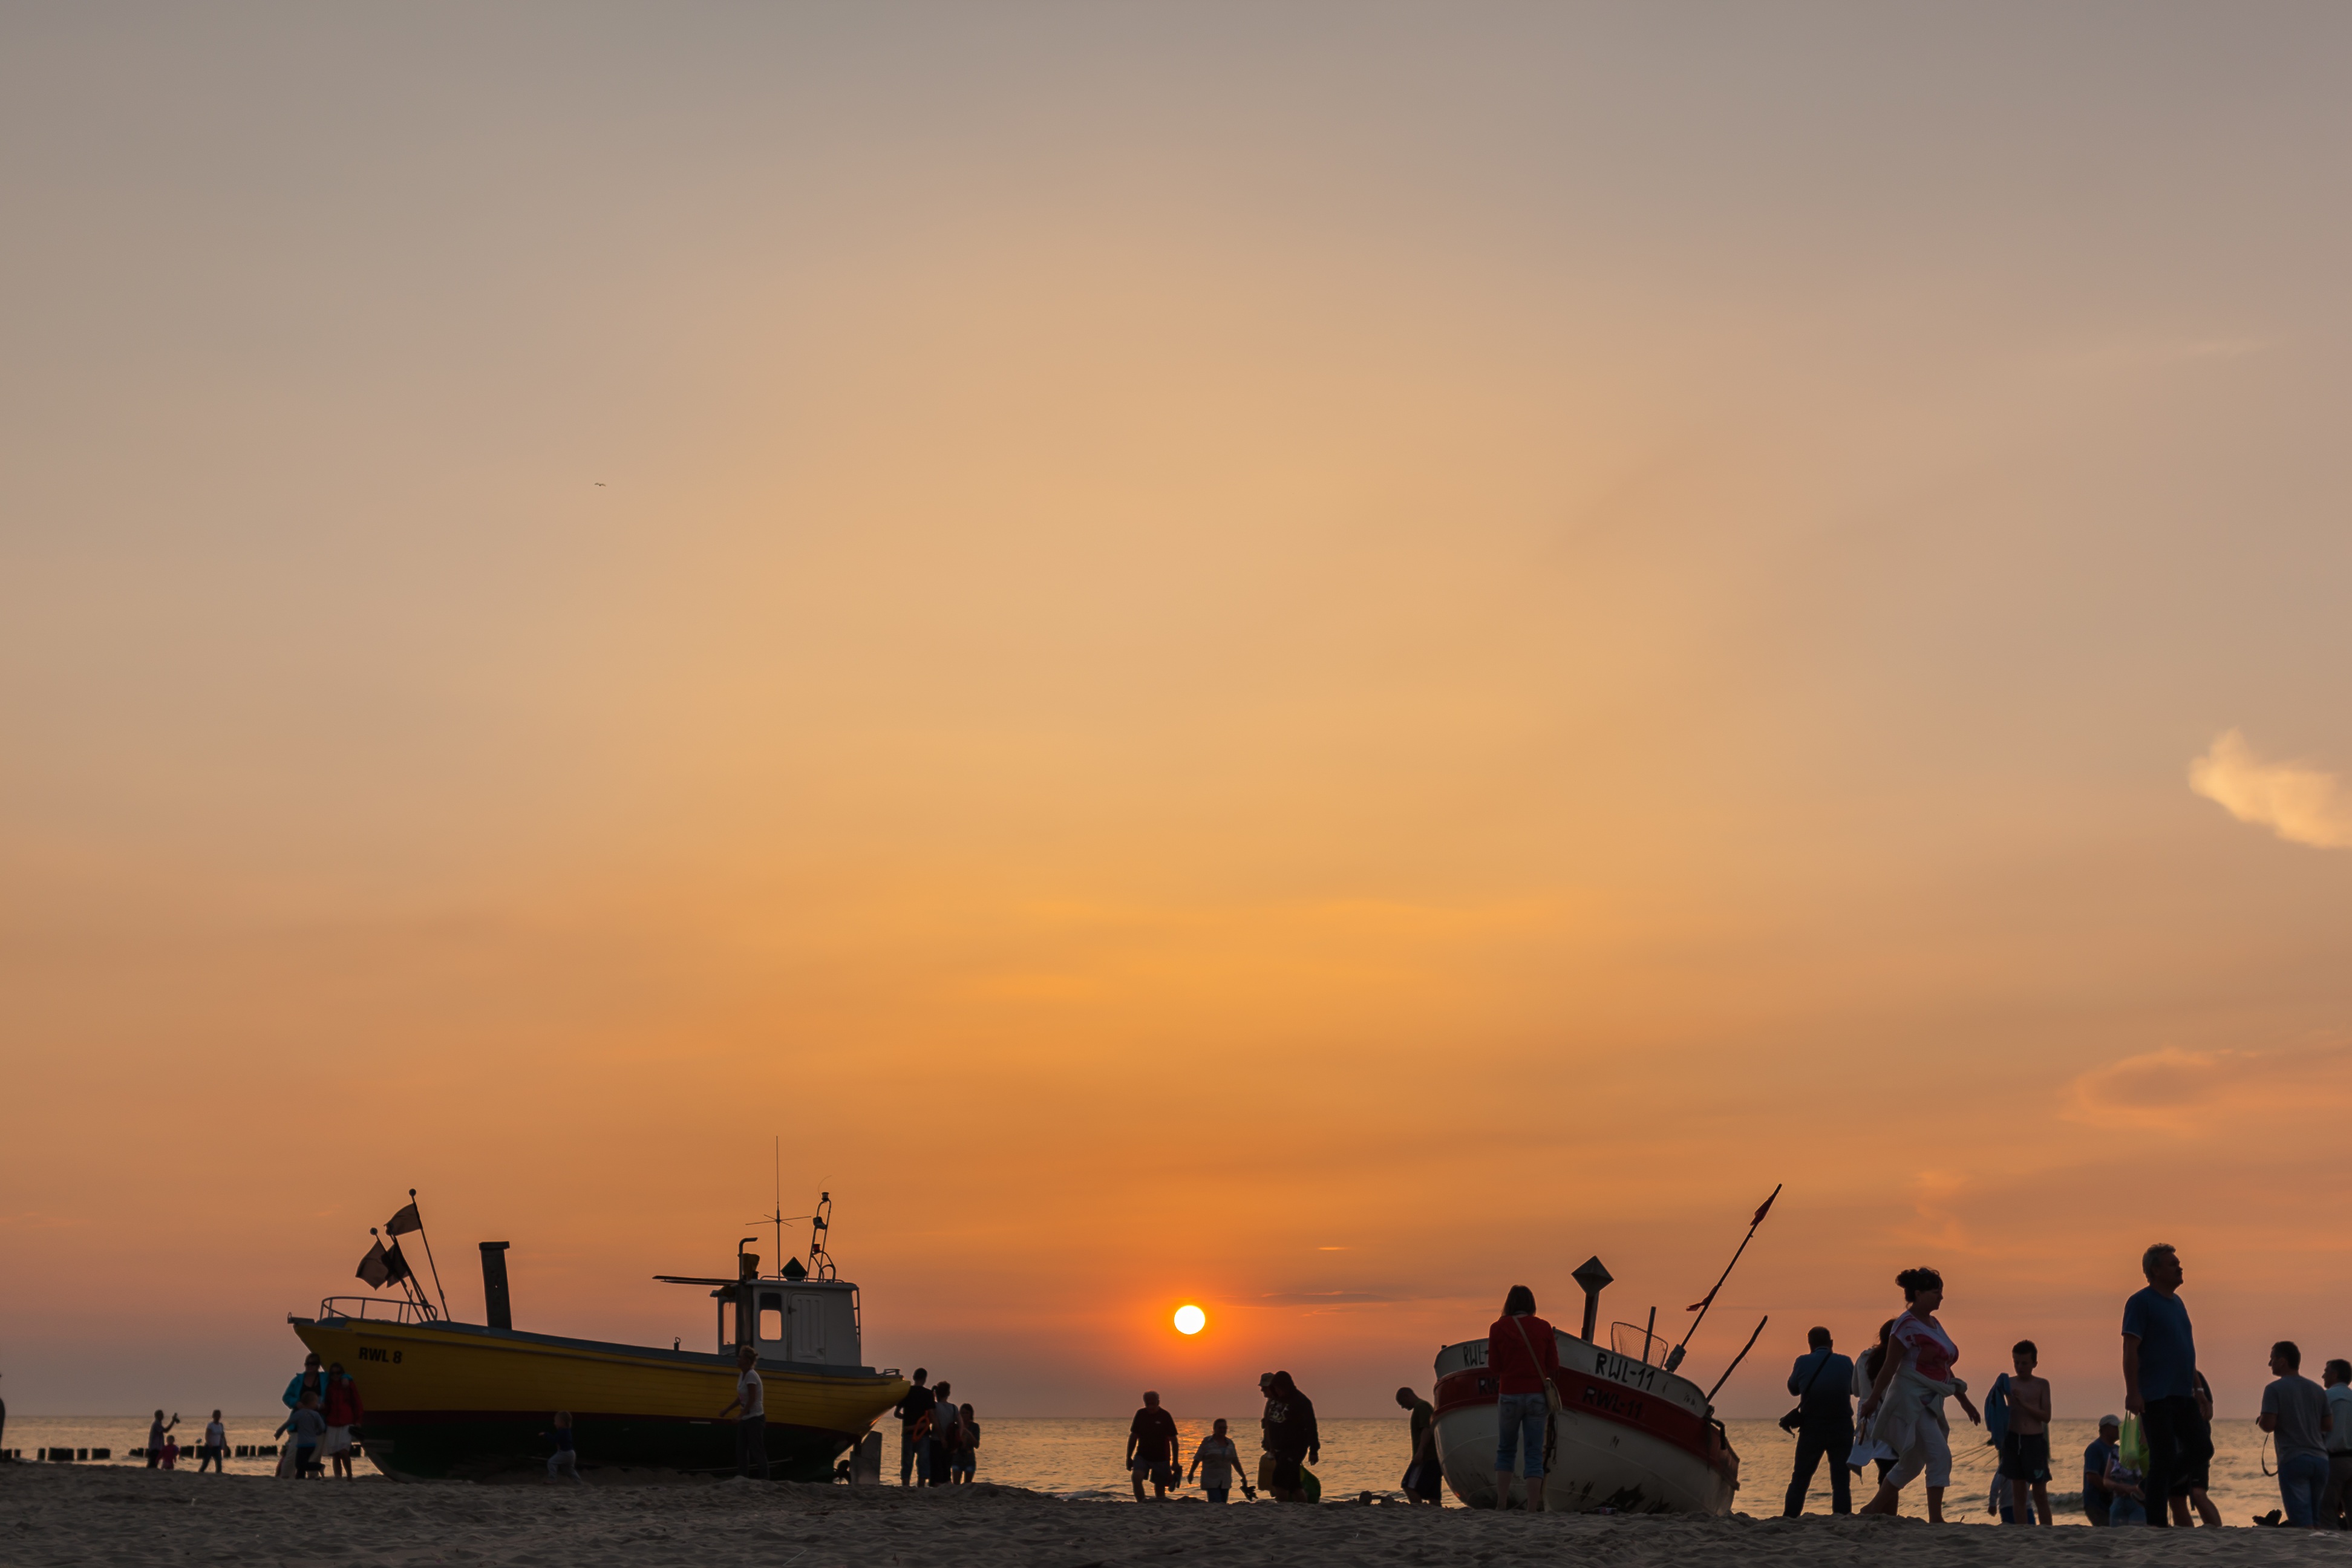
[595, 482, 606, 487]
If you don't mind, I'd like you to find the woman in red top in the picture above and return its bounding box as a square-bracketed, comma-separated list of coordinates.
[321, 1365, 366, 1479]
[1488, 1285, 1561, 1509]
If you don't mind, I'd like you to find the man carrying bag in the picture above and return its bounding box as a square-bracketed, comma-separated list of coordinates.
[1782, 1327, 1856, 1516]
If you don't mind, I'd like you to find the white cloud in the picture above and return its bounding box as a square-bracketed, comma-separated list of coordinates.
[2188, 729, 2352, 849]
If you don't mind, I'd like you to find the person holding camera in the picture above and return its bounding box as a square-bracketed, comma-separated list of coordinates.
[1782, 1327, 1855, 1515]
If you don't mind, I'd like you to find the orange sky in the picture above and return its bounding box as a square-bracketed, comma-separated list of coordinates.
[5, 4, 2352, 1421]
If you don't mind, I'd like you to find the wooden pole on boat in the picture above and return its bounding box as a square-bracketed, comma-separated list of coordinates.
[410, 1189, 453, 1322]
[1668, 1183, 1780, 1371]
[1704, 1315, 1769, 1404]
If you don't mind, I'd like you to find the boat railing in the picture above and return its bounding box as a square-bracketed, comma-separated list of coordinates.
[316, 1295, 434, 1324]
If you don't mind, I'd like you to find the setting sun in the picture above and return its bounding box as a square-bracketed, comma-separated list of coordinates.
[1172, 1304, 1206, 1336]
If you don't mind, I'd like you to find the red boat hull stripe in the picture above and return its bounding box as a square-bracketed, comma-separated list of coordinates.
[1434, 1365, 1712, 1463]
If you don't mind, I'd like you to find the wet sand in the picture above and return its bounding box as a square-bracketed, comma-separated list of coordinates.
[2, 1462, 2340, 1568]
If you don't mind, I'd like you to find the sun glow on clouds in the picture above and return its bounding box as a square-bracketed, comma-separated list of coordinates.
[2190, 730, 2352, 849]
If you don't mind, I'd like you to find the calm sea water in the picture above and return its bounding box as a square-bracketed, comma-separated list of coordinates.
[4, 1413, 2295, 1524]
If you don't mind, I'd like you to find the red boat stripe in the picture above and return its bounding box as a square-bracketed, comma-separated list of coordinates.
[1434, 1366, 1712, 1463]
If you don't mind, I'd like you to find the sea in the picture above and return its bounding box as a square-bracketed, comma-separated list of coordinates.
[2, 1414, 2295, 1524]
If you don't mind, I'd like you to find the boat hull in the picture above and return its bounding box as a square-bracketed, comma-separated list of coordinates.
[292, 1316, 907, 1482]
[1432, 1333, 1738, 1514]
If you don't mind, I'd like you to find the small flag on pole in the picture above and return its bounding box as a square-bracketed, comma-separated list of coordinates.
[356, 1240, 392, 1290]
[385, 1202, 423, 1235]
[1751, 1189, 1779, 1227]
[384, 1241, 414, 1284]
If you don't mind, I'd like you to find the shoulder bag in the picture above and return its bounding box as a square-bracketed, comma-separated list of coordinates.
[1779, 1351, 1831, 1432]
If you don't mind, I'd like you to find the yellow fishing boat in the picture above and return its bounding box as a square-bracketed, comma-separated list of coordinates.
[291, 1194, 907, 1481]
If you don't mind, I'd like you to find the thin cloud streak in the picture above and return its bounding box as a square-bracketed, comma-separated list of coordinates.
[2189, 730, 2352, 849]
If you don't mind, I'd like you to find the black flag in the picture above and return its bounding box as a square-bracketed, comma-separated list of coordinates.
[356, 1240, 392, 1290]
[385, 1202, 423, 1235]
[384, 1240, 414, 1284]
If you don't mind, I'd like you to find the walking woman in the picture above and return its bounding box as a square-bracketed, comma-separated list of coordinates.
[1488, 1284, 1561, 1511]
[1857, 1267, 1981, 1521]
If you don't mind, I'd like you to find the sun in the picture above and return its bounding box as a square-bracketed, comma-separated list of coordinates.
[1173, 1304, 1207, 1335]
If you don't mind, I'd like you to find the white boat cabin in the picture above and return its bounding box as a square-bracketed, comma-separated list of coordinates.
[656, 1254, 864, 1368]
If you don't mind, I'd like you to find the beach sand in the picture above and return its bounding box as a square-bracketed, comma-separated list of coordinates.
[4, 1463, 2343, 1568]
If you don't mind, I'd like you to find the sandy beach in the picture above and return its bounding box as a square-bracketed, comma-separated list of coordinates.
[4, 1464, 2340, 1568]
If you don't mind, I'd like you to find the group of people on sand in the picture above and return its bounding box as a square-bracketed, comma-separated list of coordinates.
[1782, 1243, 2352, 1530]
[274, 1351, 367, 1478]
[1103, 1371, 1345, 1504]
[134, 1352, 365, 1480]
[140, 1410, 229, 1472]
[890, 1367, 981, 1486]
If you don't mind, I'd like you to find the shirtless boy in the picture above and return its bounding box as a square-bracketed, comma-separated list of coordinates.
[2002, 1341, 2054, 1525]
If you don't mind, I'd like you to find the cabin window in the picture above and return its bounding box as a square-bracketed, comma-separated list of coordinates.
[758, 1295, 784, 1344]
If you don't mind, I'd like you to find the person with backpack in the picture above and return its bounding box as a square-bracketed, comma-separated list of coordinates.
[1487, 1285, 1559, 1511]
[1782, 1327, 1855, 1515]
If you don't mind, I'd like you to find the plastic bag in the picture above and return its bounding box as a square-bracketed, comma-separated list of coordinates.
[2120, 1414, 2149, 1472]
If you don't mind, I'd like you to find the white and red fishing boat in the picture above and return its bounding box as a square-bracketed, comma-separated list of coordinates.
[1429, 1192, 1781, 1513]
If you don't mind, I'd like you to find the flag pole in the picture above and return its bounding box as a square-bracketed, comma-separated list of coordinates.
[370, 1227, 428, 1319]
[1668, 1183, 1780, 1370]
[410, 1188, 452, 1322]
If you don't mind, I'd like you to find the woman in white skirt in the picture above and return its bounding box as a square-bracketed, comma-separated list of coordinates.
[1856, 1267, 1981, 1521]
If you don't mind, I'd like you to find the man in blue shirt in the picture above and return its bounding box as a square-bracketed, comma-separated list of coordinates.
[2122, 1243, 2219, 1528]
[1782, 1326, 1856, 1516]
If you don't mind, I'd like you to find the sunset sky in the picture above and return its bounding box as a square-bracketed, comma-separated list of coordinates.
[5, 4, 2351, 1423]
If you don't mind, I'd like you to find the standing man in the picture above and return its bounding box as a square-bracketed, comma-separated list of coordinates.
[2259, 1341, 2331, 1529]
[1396, 1385, 1443, 1504]
[2122, 1243, 2220, 1528]
[1782, 1327, 1855, 1517]
[2322, 1360, 2352, 1529]
[924, 1380, 957, 1487]
[200, 1410, 229, 1474]
[1126, 1390, 1180, 1501]
[893, 1369, 935, 1487]
[2082, 1414, 2122, 1526]
[716, 1344, 769, 1480]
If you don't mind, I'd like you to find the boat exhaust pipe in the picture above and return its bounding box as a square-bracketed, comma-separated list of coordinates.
[479, 1241, 512, 1330]
[1572, 1255, 1613, 1342]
